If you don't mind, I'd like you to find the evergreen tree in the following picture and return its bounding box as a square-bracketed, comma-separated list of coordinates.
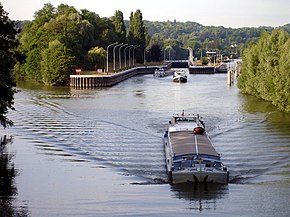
[112, 10, 126, 43]
[0, 3, 17, 128]
[128, 10, 146, 63]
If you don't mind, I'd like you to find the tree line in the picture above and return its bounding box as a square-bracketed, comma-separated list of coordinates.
[143, 20, 290, 60]
[2, 3, 290, 128]
[14, 3, 290, 86]
[14, 3, 147, 85]
[237, 29, 290, 112]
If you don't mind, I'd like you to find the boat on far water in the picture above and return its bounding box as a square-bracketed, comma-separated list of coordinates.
[154, 67, 174, 77]
[163, 111, 229, 184]
[154, 67, 166, 77]
[173, 70, 187, 82]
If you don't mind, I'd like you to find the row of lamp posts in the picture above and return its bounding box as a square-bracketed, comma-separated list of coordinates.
[106, 42, 140, 73]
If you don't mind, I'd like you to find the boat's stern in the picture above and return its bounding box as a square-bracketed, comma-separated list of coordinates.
[172, 166, 229, 184]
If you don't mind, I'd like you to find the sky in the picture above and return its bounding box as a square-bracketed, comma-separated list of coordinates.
[2, 0, 290, 28]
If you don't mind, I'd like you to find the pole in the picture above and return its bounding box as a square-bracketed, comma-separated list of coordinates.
[144, 48, 146, 65]
[119, 43, 128, 70]
[129, 46, 134, 67]
[106, 42, 118, 73]
[124, 45, 132, 68]
[113, 43, 123, 72]
[133, 45, 140, 66]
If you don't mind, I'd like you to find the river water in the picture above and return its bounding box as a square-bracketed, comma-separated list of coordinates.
[1, 72, 290, 216]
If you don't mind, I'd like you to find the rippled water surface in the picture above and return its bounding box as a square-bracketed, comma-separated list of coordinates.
[1, 72, 290, 216]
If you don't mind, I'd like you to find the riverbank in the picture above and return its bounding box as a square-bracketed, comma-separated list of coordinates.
[70, 64, 170, 88]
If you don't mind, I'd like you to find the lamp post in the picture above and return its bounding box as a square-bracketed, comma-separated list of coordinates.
[113, 43, 123, 72]
[119, 43, 128, 70]
[124, 45, 133, 68]
[133, 45, 140, 66]
[144, 48, 146, 65]
[128, 45, 135, 67]
[198, 48, 203, 60]
[106, 42, 118, 73]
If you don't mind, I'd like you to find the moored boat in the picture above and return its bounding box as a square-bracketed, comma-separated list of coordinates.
[215, 63, 228, 73]
[163, 111, 229, 184]
[173, 70, 187, 82]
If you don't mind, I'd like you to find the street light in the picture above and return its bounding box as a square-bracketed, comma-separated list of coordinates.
[106, 42, 118, 73]
[198, 48, 203, 60]
[113, 43, 123, 72]
[119, 43, 128, 69]
[143, 48, 146, 65]
[128, 45, 135, 67]
[133, 45, 140, 66]
[124, 45, 133, 68]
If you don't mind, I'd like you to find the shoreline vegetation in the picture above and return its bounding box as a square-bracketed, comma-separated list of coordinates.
[13, 3, 290, 86]
[237, 29, 290, 113]
[0, 2, 289, 130]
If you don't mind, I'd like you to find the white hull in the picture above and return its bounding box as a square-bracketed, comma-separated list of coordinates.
[173, 70, 187, 82]
[173, 75, 187, 82]
[154, 68, 174, 77]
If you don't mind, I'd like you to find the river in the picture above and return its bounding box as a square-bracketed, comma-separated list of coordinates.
[1, 72, 290, 216]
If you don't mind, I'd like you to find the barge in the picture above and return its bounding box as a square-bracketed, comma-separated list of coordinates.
[164, 112, 229, 184]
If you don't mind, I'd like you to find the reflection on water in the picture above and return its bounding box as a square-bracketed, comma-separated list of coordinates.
[171, 183, 228, 211]
[0, 135, 29, 216]
[221, 93, 290, 184]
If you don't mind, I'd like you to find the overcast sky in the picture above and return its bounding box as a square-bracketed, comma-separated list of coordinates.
[2, 0, 290, 28]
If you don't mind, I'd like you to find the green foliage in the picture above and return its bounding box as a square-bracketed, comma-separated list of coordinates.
[112, 10, 126, 43]
[238, 29, 290, 112]
[144, 20, 284, 59]
[128, 10, 146, 63]
[201, 57, 209, 65]
[41, 40, 75, 85]
[147, 44, 161, 62]
[0, 3, 17, 128]
[87, 46, 106, 70]
[16, 3, 135, 85]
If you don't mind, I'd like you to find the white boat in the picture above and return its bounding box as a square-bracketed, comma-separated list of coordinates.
[173, 70, 187, 82]
[154, 67, 166, 77]
[154, 67, 174, 77]
[163, 111, 229, 184]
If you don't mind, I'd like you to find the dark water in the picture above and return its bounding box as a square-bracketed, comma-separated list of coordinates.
[1, 72, 290, 216]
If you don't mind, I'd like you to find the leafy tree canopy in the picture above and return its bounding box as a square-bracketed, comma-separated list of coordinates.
[237, 29, 290, 112]
[0, 3, 17, 128]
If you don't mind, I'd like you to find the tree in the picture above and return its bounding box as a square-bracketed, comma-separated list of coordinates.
[112, 10, 126, 43]
[87, 46, 106, 70]
[128, 10, 146, 63]
[19, 3, 55, 81]
[0, 3, 17, 128]
[148, 44, 161, 62]
[41, 39, 75, 85]
[238, 29, 290, 112]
